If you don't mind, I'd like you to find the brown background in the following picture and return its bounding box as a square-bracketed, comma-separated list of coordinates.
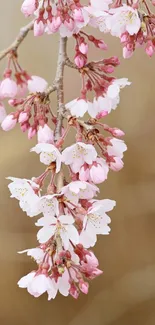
[0, 1, 155, 325]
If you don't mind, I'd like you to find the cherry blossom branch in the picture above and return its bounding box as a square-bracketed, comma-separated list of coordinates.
[54, 37, 67, 142]
[0, 20, 34, 60]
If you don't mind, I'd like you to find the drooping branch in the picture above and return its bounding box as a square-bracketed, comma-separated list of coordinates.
[54, 37, 67, 142]
[0, 20, 34, 60]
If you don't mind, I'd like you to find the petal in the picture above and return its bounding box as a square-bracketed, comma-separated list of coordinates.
[37, 226, 56, 243]
[59, 214, 74, 224]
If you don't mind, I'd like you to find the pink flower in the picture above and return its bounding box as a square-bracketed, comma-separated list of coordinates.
[74, 54, 86, 68]
[80, 252, 103, 279]
[28, 76, 48, 93]
[0, 78, 18, 98]
[34, 20, 45, 37]
[0, 102, 6, 123]
[145, 41, 154, 57]
[91, 158, 109, 184]
[79, 158, 109, 184]
[37, 124, 54, 144]
[21, 0, 36, 17]
[1, 114, 17, 131]
[18, 112, 29, 124]
[79, 42, 88, 54]
[28, 127, 37, 139]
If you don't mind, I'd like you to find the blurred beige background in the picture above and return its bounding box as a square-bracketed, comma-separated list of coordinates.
[0, 2, 155, 325]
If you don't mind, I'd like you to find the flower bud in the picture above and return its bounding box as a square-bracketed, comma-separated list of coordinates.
[1, 114, 17, 131]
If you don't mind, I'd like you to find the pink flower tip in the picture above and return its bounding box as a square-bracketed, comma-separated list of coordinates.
[1, 114, 17, 131]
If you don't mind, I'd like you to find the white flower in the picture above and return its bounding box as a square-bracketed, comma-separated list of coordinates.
[31, 143, 62, 172]
[28, 76, 48, 93]
[7, 177, 59, 217]
[107, 78, 131, 99]
[7, 177, 40, 216]
[18, 248, 45, 263]
[80, 199, 116, 248]
[18, 272, 57, 300]
[61, 181, 99, 205]
[62, 142, 97, 173]
[66, 98, 93, 118]
[36, 214, 79, 248]
[107, 138, 127, 158]
[106, 5, 141, 37]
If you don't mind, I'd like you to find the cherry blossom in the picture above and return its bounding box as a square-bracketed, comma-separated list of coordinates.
[79, 158, 109, 184]
[36, 214, 79, 247]
[106, 5, 141, 37]
[61, 181, 99, 205]
[18, 247, 45, 263]
[27, 76, 48, 93]
[62, 142, 97, 173]
[80, 199, 116, 248]
[18, 272, 57, 299]
[37, 124, 54, 144]
[31, 143, 62, 172]
[21, 0, 36, 17]
[2, 0, 151, 301]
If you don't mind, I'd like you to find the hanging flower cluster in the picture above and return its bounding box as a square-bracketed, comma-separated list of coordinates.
[0, 0, 153, 300]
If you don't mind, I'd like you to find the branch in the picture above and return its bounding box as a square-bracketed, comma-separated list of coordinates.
[0, 20, 34, 60]
[54, 37, 67, 142]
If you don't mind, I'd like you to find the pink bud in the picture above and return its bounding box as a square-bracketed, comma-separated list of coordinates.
[79, 165, 90, 182]
[120, 33, 128, 43]
[18, 111, 29, 123]
[73, 9, 84, 22]
[145, 41, 154, 57]
[37, 124, 54, 143]
[123, 46, 133, 59]
[8, 98, 25, 107]
[96, 110, 108, 119]
[0, 78, 18, 98]
[0, 102, 6, 123]
[64, 18, 74, 31]
[69, 283, 79, 299]
[34, 20, 45, 37]
[28, 76, 48, 93]
[89, 158, 109, 184]
[74, 54, 86, 68]
[28, 127, 37, 139]
[79, 280, 89, 294]
[79, 42, 88, 54]
[21, 0, 36, 17]
[97, 40, 108, 50]
[107, 127, 125, 137]
[47, 16, 61, 33]
[20, 122, 30, 132]
[1, 114, 17, 131]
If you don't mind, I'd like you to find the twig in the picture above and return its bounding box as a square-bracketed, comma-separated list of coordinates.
[54, 36, 67, 142]
[0, 20, 34, 60]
